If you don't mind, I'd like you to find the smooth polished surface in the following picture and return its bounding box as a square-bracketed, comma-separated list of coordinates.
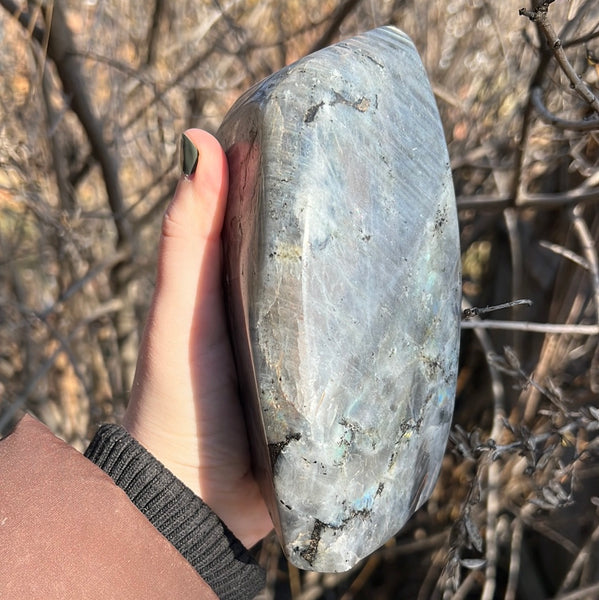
[217, 26, 460, 572]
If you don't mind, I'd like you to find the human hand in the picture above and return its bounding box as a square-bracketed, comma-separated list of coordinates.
[123, 129, 272, 549]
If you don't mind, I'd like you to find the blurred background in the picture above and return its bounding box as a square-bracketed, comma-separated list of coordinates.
[1, 1, 598, 598]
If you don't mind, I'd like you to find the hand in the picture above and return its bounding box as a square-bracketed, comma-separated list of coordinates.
[123, 129, 272, 549]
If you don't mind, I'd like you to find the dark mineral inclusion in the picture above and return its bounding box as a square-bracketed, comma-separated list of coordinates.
[217, 26, 461, 572]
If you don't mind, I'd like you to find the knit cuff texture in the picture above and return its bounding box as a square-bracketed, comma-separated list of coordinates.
[84, 424, 265, 600]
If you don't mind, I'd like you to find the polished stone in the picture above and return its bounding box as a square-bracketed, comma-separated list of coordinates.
[217, 26, 461, 572]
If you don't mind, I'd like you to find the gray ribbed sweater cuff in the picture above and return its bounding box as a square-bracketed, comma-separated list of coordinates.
[84, 424, 265, 600]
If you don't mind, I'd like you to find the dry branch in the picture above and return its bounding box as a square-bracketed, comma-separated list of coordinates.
[461, 320, 599, 334]
[520, 2, 599, 115]
[532, 86, 599, 131]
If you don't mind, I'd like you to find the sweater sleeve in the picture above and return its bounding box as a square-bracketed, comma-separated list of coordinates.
[84, 424, 265, 600]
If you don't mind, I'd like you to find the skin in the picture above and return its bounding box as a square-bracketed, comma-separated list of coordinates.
[123, 129, 273, 549]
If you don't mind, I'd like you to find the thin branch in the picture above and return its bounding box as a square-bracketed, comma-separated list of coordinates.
[42, 2, 131, 247]
[339, 553, 381, 600]
[145, 0, 166, 66]
[532, 87, 599, 131]
[67, 49, 157, 87]
[568, 204, 599, 325]
[505, 517, 524, 600]
[309, 0, 363, 53]
[539, 240, 591, 270]
[462, 299, 533, 319]
[461, 298, 506, 600]
[381, 530, 450, 559]
[553, 581, 599, 600]
[504, 207, 525, 354]
[0, 298, 124, 432]
[120, 43, 218, 134]
[562, 29, 599, 49]
[461, 320, 599, 335]
[557, 520, 599, 593]
[509, 17, 552, 206]
[452, 570, 483, 600]
[520, 3, 599, 114]
[37, 247, 131, 322]
[457, 187, 599, 210]
[0, 0, 44, 42]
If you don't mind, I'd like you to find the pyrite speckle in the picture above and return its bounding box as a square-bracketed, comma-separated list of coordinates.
[217, 26, 461, 572]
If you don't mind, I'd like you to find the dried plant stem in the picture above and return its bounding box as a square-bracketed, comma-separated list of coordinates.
[539, 240, 590, 270]
[457, 186, 599, 210]
[37, 247, 131, 322]
[504, 207, 524, 353]
[553, 581, 599, 600]
[557, 520, 599, 593]
[569, 204, 599, 325]
[531, 87, 599, 131]
[461, 320, 599, 334]
[381, 530, 449, 559]
[288, 563, 301, 598]
[339, 554, 381, 600]
[493, 421, 580, 457]
[452, 570, 483, 600]
[481, 456, 501, 600]
[0, 298, 123, 432]
[520, 3, 599, 114]
[505, 517, 524, 600]
[462, 301, 505, 600]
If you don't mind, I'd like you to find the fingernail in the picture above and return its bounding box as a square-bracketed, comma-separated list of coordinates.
[180, 133, 199, 177]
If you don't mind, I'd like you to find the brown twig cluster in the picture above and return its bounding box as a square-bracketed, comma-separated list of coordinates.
[0, 1, 598, 598]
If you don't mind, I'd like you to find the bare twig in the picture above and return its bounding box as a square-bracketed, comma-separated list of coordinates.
[462, 299, 533, 319]
[452, 570, 483, 600]
[553, 581, 599, 600]
[558, 519, 599, 593]
[339, 553, 381, 600]
[0, 0, 45, 42]
[37, 247, 131, 322]
[461, 320, 599, 334]
[457, 187, 599, 210]
[309, 0, 363, 53]
[569, 204, 599, 391]
[145, 0, 166, 66]
[520, 2, 599, 114]
[539, 240, 591, 270]
[381, 530, 450, 559]
[532, 86, 599, 131]
[0, 298, 123, 432]
[568, 204, 599, 325]
[505, 517, 524, 600]
[504, 206, 525, 353]
[461, 299, 506, 600]
[42, 3, 132, 247]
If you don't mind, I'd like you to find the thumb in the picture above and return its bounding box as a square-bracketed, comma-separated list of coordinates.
[155, 129, 229, 321]
[126, 129, 230, 434]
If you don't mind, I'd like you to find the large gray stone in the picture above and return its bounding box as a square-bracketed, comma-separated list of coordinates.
[217, 26, 460, 572]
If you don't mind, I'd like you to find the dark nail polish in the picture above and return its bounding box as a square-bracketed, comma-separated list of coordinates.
[181, 133, 199, 177]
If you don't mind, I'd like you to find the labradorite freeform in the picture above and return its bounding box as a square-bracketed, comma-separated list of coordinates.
[217, 26, 461, 572]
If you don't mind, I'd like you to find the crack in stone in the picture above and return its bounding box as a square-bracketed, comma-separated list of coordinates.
[303, 93, 371, 123]
[299, 519, 325, 565]
[332, 91, 370, 112]
[303, 101, 324, 123]
[268, 432, 302, 468]
[299, 506, 374, 567]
